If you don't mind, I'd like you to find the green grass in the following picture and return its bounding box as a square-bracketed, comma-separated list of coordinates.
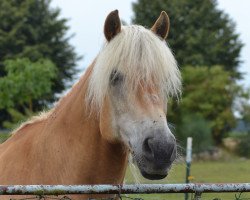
[125, 159, 250, 200]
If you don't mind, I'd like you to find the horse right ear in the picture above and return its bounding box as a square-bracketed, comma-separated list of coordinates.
[151, 11, 170, 40]
[104, 10, 121, 42]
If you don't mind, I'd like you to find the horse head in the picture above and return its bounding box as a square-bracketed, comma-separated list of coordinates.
[87, 10, 181, 180]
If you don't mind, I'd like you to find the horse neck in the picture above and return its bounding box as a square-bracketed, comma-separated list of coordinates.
[48, 62, 129, 184]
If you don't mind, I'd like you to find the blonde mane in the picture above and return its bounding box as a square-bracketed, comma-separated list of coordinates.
[87, 25, 181, 110]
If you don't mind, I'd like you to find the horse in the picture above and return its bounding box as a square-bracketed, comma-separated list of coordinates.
[0, 10, 181, 199]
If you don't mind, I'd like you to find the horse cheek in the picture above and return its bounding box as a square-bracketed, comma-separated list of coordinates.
[99, 98, 119, 143]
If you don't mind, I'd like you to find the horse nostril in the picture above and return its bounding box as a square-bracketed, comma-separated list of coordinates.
[143, 137, 154, 158]
[143, 135, 177, 164]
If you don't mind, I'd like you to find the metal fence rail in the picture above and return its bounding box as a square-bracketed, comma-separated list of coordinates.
[1, 183, 250, 196]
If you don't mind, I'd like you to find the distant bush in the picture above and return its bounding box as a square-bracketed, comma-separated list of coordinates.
[228, 131, 248, 138]
[236, 132, 250, 158]
[177, 114, 213, 153]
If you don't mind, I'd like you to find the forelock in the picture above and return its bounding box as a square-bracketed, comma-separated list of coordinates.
[86, 25, 181, 111]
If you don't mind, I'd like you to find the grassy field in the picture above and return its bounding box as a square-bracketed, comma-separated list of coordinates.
[125, 159, 250, 200]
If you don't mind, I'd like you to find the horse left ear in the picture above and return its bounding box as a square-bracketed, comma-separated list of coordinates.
[104, 10, 121, 41]
[151, 11, 170, 40]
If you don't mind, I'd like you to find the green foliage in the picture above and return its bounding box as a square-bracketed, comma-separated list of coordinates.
[177, 114, 212, 153]
[0, 0, 80, 126]
[228, 131, 248, 138]
[169, 66, 239, 144]
[242, 104, 250, 123]
[236, 133, 250, 158]
[0, 0, 79, 88]
[237, 90, 250, 130]
[0, 133, 10, 143]
[0, 58, 56, 110]
[0, 58, 56, 128]
[241, 103, 250, 125]
[2, 108, 34, 130]
[132, 0, 243, 78]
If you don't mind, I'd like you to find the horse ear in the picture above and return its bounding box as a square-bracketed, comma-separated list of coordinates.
[151, 11, 170, 40]
[104, 10, 121, 41]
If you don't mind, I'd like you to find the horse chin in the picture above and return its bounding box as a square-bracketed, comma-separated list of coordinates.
[140, 169, 168, 180]
[133, 156, 169, 180]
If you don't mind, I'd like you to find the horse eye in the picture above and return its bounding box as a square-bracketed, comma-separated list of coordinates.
[110, 70, 124, 86]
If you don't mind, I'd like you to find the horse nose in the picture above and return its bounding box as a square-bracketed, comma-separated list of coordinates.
[143, 135, 176, 168]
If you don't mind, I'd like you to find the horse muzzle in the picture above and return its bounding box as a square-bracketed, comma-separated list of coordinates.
[132, 129, 177, 180]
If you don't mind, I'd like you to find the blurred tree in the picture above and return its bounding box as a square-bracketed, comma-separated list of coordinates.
[2, 108, 33, 130]
[177, 114, 212, 153]
[0, 0, 80, 126]
[240, 92, 250, 123]
[132, 0, 243, 78]
[0, 58, 56, 129]
[236, 132, 250, 158]
[0, 58, 56, 110]
[242, 104, 250, 123]
[236, 89, 250, 131]
[169, 66, 240, 145]
[241, 104, 250, 131]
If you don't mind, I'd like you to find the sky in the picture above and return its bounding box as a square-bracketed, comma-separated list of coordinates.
[51, 0, 250, 87]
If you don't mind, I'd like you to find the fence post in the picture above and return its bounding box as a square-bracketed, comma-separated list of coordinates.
[185, 137, 193, 200]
